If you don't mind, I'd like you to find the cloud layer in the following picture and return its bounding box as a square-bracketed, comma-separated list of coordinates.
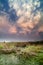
[0, 0, 43, 41]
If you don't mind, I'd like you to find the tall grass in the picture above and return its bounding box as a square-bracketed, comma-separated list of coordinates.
[0, 52, 43, 65]
[0, 42, 43, 65]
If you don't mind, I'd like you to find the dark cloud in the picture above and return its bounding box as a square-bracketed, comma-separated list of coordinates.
[9, 9, 18, 22]
[39, 32, 43, 40]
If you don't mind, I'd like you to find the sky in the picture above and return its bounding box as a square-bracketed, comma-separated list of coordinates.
[0, 0, 43, 42]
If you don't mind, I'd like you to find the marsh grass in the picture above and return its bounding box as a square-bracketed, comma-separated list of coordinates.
[0, 42, 43, 65]
[0, 52, 43, 65]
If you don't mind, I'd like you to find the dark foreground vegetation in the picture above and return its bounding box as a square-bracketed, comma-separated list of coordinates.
[0, 41, 43, 65]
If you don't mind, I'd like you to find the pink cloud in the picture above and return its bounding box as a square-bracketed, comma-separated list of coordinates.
[0, 15, 17, 34]
[38, 25, 43, 32]
[16, 12, 41, 34]
[9, 26, 17, 34]
[0, 11, 41, 35]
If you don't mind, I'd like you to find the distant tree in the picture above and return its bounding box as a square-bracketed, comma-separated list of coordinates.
[4, 41, 5, 43]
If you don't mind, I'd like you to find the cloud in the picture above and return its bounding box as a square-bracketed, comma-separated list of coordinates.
[8, 0, 41, 35]
[38, 25, 43, 32]
[0, 0, 18, 22]
[9, 0, 40, 16]
[0, 11, 41, 35]
[0, 0, 43, 41]
[16, 11, 41, 34]
[9, 26, 17, 34]
[0, 14, 17, 34]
